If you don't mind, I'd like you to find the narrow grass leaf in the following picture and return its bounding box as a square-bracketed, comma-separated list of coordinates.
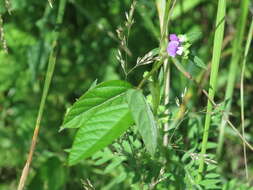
[198, 0, 226, 181]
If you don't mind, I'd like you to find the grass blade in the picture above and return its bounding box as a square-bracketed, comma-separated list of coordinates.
[240, 17, 253, 180]
[217, 0, 250, 157]
[197, 0, 226, 182]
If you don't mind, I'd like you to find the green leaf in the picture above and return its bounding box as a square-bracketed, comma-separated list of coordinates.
[63, 80, 134, 165]
[126, 89, 158, 156]
[61, 80, 132, 130]
[206, 142, 217, 149]
[104, 156, 126, 173]
[206, 173, 220, 179]
[193, 56, 207, 70]
[207, 164, 218, 171]
[88, 79, 98, 90]
[200, 179, 220, 189]
[186, 29, 203, 42]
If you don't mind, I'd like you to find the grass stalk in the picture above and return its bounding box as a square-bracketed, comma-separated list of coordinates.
[17, 1, 67, 190]
[197, 0, 226, 182]
[240, 17, 253, 181]
[217, 0, 249, 157]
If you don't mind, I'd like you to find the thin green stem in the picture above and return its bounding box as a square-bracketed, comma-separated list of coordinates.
[197, 0, 226, 182]
[217, 0, 249, 157]
[138, 0, 172, 89]
[240, 17, 253, 181]
[163, 59, 170, 146]
[150, 0, 172, 116]
[17, 1, 67, 190]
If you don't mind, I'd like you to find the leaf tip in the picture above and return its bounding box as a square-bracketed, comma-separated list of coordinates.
[58, 126, 65, 132]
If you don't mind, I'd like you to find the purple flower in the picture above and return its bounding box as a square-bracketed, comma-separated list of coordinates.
[167, 41, 179, 57]
[169, 34, 179, 41]
[167, 34, 183, 57]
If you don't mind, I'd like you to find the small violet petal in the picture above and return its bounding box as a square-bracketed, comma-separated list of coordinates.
[169, 34, 179, 42]
[167, 41, 179, 57]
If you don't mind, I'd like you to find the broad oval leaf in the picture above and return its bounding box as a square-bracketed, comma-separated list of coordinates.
[126, 89, 158, 156]
[61, 80, 134, 165]
[61, 80, 132, 130]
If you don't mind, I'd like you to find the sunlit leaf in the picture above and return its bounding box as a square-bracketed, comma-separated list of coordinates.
[61, 80, 132, 130]
[62, 80, 134, 165]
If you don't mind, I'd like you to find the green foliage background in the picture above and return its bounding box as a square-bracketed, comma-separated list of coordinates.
[0, 0, 253, 189]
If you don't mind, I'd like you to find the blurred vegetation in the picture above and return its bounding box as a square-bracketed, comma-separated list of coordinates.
[0, 0, 253, 189]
